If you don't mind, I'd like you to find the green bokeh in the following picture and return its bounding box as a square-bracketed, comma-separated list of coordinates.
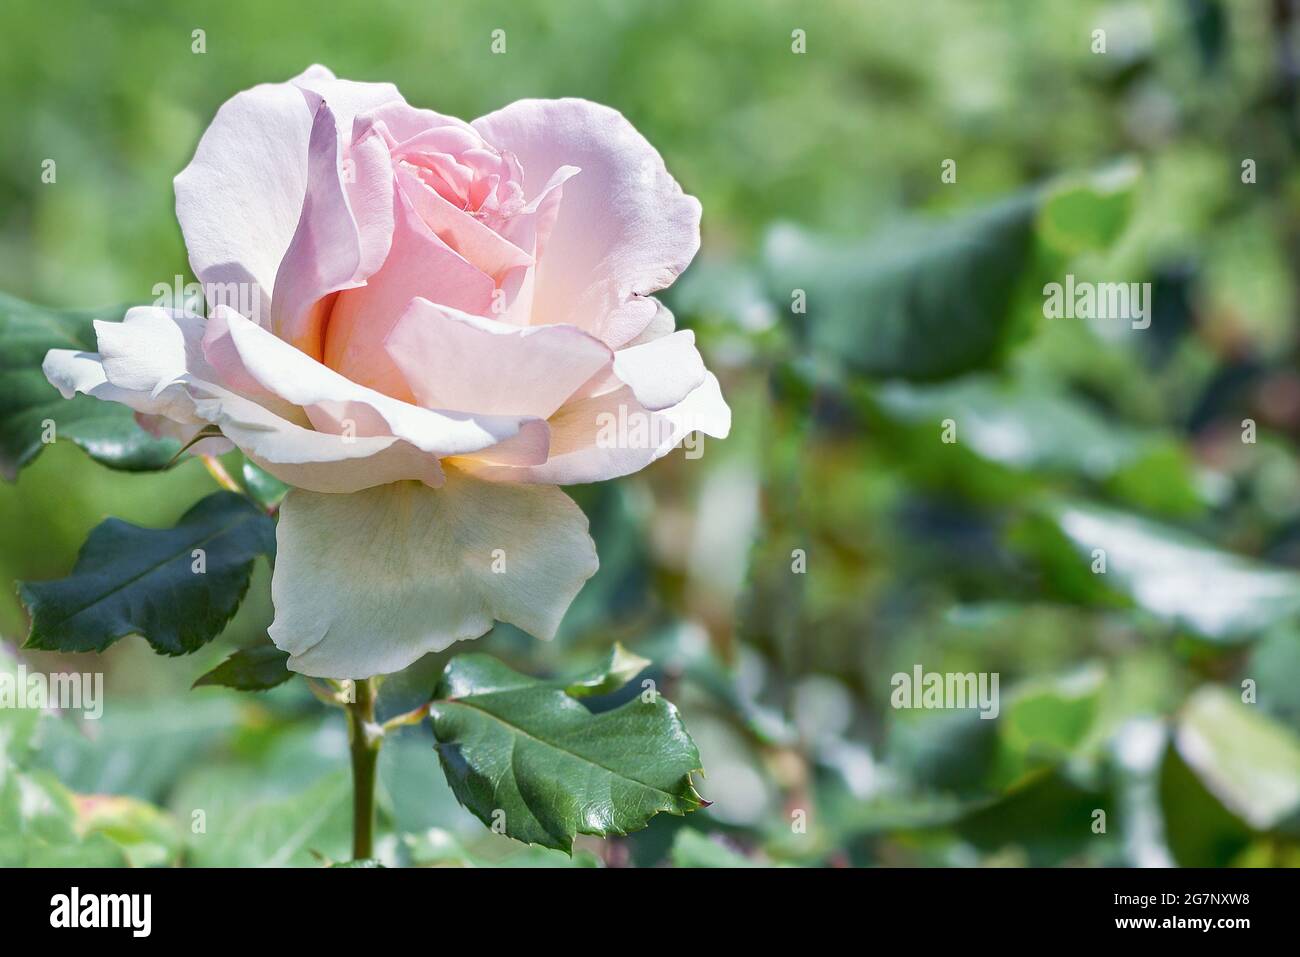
[2, 0, 1298, 867]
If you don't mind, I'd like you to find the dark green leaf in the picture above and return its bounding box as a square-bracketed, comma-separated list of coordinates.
[194, 644, 293, 691]
[0, 292, 179, 478]
[429, 654, 705, 853]
[762, 193, 1037, 381]
[1158, 740, 1252, 868]
[20, 491, 276, 656]
[954, 768, 1112, 866]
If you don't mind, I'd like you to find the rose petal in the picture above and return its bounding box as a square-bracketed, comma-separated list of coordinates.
[174, 67, 320, 325]
[186, 382, 444, 492]
[494, 164, 580, 325]
[456, 372, 731, 484]
[43, 307, 446, 493]
[585, 329, 706, 412]
[134, 412, 233, 456]
[323, 184, 496, 398]
[473, 98, 701, 346]
[209, 306, 549, 465]
[396, 163, 532, 280]
[268, 468, 599, 678]
[290, 67, 403, 141]
[363, 100, 479, 145]
[385, 298, 612, 419]
[271, 98, 395, 358]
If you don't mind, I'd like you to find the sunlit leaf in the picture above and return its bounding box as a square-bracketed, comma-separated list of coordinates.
[429, 654, 705, 853]
[1174, 686, 1300, 830]
[563, 643, 651, 698]
[1046, 501, 1300, 642]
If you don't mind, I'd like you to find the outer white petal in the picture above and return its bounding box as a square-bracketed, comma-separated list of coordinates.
[268, 469, 600, 678]
[609, 330, 706, 411]
[624, 297, 676, 347]
[43, 307, 445, 493]
[457, 372, 731, 485]
[174, 69, 316, 324]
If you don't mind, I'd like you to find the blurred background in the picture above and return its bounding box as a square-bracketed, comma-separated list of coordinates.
[3, 0, 1300, 867]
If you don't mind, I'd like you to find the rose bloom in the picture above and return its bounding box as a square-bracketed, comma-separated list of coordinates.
[43, 65, 729, 678]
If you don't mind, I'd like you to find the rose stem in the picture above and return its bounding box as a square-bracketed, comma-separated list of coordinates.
[346, 677, 381, 861]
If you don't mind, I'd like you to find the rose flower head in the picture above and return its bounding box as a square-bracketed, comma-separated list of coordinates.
[43, 65, 729, 678]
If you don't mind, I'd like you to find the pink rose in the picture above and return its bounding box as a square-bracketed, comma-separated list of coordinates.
[42, 65, 729, 678]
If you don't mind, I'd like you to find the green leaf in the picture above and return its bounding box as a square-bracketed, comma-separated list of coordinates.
[74, 794, 182, 868]
[876, 376, 1148, 477]
[193, 644, 293, 691]
[0, 768, 131, 867]
[563, 643, 652, 697]
[241, 458, 289, 510]
[0, 647, 149, 867]
[26, 694, 240, 803]
[0, 292, 179, 478]
[669, 828, 763, 867]
[1001, 667, 1103, 759]
[762, 193, 1037, 381]
[954, 768, 1112, 866]
[1174, 686, 1300, 830]
[20, 491, 276, 656]
[1158, 739, 1253, 867]
[993, 666, 1105, 786]
[0, 645, 42, 764]
[173, 768, 352, 867]
[1044, 501, 1300, 642]
[1038, 164, 1138, 255]
[889, 708, 1000, 796]
[399, 827, 603, 867]
[429, 654, 705, 853]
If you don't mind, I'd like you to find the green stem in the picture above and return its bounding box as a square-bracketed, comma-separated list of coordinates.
[346, 677, 381, 860]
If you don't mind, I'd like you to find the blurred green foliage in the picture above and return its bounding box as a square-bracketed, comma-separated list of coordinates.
[3, 0, 1300, 867]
